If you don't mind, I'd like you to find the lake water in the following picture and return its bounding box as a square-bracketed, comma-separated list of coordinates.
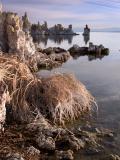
[37, 32, 120, 145]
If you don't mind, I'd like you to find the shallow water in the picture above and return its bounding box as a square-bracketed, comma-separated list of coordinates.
[37, 32, 120, 157]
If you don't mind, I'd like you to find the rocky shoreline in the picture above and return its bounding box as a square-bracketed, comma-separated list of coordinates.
[0, 119, 120, 160]
[0, 58, 119, 160]
[0, 11, 119, 160]
[28, 43, 109, 71]
[0, 12, 109, 70]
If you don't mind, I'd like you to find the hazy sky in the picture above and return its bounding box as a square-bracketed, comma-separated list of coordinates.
[2, 0, 120, 29]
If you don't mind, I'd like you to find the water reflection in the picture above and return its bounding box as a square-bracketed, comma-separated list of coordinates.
[32, 33, 109, 61]
[83, 34, 90, 45]
[32, 34, 75, 46]
[71, 51, 108, 61]
[87, 53, 108, 61]
[32, 34, 90, 46]
[38, 32, 120, 138]
[32, 34, 48, 46]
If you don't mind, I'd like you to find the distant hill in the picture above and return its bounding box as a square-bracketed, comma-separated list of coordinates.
[74, 27, 120, 32]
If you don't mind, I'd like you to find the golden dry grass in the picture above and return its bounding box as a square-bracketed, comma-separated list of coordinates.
[0, 55, 39, 123]
[0, 68, 7, 82]
[0, 55, 97, 125]
[35, 74, 97, 125]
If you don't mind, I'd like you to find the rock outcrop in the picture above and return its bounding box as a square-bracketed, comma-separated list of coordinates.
[22, 12, 31, 33]
[68, 43, 109, 59]
[31, 22, 78, 35]
[83, 24, 90, 36]
[49, 24, 77, 35]
[28, 47, 71, 71]
[0, 12, 35, 58]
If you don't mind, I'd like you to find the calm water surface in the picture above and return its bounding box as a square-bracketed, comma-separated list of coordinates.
[38, 32, 120, 135]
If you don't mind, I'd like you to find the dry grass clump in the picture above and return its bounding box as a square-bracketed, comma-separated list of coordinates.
[0, 67, 8, 82]
[0, 65, 10, 130]
[0, 55, 41, 123]
[0, 55, 96, 125]
[31, 74, 97, 125]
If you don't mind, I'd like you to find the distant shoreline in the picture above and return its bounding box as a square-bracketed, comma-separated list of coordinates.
[76, 31, 120, 33]
[32, 33, 79, 36]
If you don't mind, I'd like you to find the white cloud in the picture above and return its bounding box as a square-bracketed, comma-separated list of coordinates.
[4, 3, 107, 21]
[3, 0, 120, 28]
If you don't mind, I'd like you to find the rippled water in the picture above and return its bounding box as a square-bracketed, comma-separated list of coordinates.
[38, 32, 120, 143]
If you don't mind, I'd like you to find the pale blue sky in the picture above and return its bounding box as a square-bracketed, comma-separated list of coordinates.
[3, 0, 120, 29]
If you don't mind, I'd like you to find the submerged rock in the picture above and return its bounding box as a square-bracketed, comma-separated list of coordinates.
[6, 153, 24, 160]
[102, 154, 120, 160]
[57, 134, 85, 151]
[27, 146, 40, 155]
[55, 150, 74, 160]
[35, 133, 55, 151]
[85, 147, 103, 155]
